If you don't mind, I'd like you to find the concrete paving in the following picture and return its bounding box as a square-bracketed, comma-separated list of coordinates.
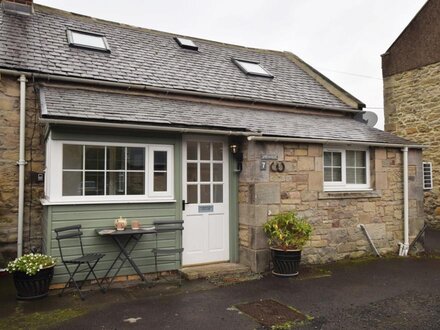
[2, 257, 440, 329]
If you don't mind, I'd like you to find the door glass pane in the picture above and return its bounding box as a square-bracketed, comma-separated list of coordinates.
[127, 148, 145, 170]
[154, 172, 167, 191]
[213, 164, 223, 182]
[213, 184, 223, 203]
[213, 142, 223, 161]
[187, 185, 198, 204]
[200, 184, 211, 203]
[85, 146, 105, 170]
[187, 163, 197, 182]
[62, 171, 82, 196]
[107, 147, 125, 170]
[200, 142, 210, 160]
[63, 145, 83, 169]
[127, 172, 144, 195]
[84, 172, 104, 195]
[106, 172, 125, 195]
[200, 163, 210, 182]
[187, 141, 197, 160]
[154, 151, 167, 171]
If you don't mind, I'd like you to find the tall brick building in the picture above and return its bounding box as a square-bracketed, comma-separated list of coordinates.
[382, 0, 440, 227]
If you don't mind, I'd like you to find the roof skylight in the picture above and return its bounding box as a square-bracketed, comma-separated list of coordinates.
[232, 59, 273, 78]
[174, 37, 198, 51]
[67, 30, 110, 52]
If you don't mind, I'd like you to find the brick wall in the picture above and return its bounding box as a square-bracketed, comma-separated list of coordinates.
[384, 61, 440, 227]
[238, 141, 424, 272]
[0, 74, 45, 267]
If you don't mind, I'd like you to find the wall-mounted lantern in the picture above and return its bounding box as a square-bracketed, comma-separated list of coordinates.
[229, 143, 243, 173]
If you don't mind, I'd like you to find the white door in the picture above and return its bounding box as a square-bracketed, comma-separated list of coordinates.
[182, 136, 229, 265]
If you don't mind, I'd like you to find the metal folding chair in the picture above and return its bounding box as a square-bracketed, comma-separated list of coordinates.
[54, 225, 105, 300]
[152, 220, 184, 286]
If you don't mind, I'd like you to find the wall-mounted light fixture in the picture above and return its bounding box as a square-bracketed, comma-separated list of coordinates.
[229, 143, 243, 173]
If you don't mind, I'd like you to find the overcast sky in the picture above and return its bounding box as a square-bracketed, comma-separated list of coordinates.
[35, 0, 427, 129]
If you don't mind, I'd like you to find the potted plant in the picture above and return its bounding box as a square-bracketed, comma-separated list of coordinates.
[6, 253, 56, 300]
[263, 211, 312, 277]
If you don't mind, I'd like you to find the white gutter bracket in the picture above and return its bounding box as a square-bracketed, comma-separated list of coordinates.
[17, 74, 27, 257]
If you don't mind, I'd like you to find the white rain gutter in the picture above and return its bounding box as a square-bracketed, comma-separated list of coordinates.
[247, 135, 424, 149]
[17, 74, 27, 257]
[400, 146, 410, 256]
[0, 68, 361, 114]
[39, 118, 261, 137]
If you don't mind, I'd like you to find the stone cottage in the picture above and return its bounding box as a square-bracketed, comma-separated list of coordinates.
[382, 0, 440, 227]
[0, 0, 424, 282]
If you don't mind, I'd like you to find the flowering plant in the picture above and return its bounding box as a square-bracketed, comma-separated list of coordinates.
[6, 253, 56, 276]
[263, 211, 312, 250]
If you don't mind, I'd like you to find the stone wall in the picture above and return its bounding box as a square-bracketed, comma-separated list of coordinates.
[0, 74, 45, 267]
[384, 61, 440, 227]
[239, 141, 424, 272]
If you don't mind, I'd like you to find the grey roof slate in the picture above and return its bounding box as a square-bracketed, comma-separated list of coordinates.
[0, 4, 356, 110]
[40, 86, 415, 146]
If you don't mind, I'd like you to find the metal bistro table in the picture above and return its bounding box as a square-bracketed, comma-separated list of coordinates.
[96, 227, 156, 290]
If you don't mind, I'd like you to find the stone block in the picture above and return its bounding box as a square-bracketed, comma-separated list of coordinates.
[249, 226, 269, 250]
[239, 247, 270, 273]
[375, 148, 387, 160]
[308, 172, 323, 191]
[375, 172, 388, 190]
[308, 144, 322, 157]
[254, 183, 280, 204]
[363, 223, 386, 240]
[254, 205, 269, 226]
[297, 157, 315, 171]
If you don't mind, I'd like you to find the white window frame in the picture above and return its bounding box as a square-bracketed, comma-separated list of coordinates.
[44, 137, 174, 204]
[423, 162, 433, 190]
[66, 29, 111, 52]
[323, 146, 370, 192]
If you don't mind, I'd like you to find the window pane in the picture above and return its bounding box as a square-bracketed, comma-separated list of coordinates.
[324, 152, 332, 167]
[127, 172, 144, 195]
[106, 172, 125, 195]
[346, 151, 355, 167]
[213, 164, 223, 182]
[346, 168, 355, 184]
[107, 147, 125, 170]
[200, 142, 210, 160]
[127, 148, 145, 170]
[154, 151, 167, 171]
[62, 171, 82, 196]
[84, 172, 104, 195]
[333, 168, 342, 181]
[213, 184, 223, 203]
[332, 153, 342, 166]
[85, 146, 104, 170]
[187, 142, 197, 160]
[324, 168, 332, 182]
[71, 31, 106, 49]
[356, 151, 366, 167]
[200, 163, 210, 182]
[187, 185, 197, 204]
[187, 163, 197, 182]
[213, 143, 223, 161]
[154, 172, 167, 192]
[63, 145, 83, 169]
[356, 168, 367, 184]
[200, 184, 211, 203]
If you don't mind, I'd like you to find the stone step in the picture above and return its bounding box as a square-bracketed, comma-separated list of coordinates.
[180, 262, 250, 280]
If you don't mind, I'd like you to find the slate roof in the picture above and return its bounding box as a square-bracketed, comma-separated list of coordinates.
[40, 86, 415, 146]
[0, 4, 359, 111]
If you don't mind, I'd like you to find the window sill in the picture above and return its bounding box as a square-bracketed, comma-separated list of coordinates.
[318, 190, 381, 200]
[40, 198, 176, 206]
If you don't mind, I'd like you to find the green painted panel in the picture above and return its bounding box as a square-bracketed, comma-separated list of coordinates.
[228, 139, 239, 263]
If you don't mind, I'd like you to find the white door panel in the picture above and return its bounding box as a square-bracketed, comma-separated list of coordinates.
[182, 136, 229, 265]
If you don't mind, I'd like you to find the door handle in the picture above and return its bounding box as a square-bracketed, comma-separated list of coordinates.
[182, 200, 186, 211]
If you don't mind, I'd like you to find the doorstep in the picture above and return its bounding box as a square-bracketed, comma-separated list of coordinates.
[180, 262, 250, 280]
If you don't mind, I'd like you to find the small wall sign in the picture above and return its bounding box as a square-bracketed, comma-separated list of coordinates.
[261, 155, 278, 160]
[198, 205, 214, 213]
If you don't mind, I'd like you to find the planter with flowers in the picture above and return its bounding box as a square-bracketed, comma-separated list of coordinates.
[6, 253, 56, 300]
[263, 211, 312, 277]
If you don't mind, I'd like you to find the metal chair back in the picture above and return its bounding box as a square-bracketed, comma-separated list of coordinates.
[54, 225, 85, 263]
